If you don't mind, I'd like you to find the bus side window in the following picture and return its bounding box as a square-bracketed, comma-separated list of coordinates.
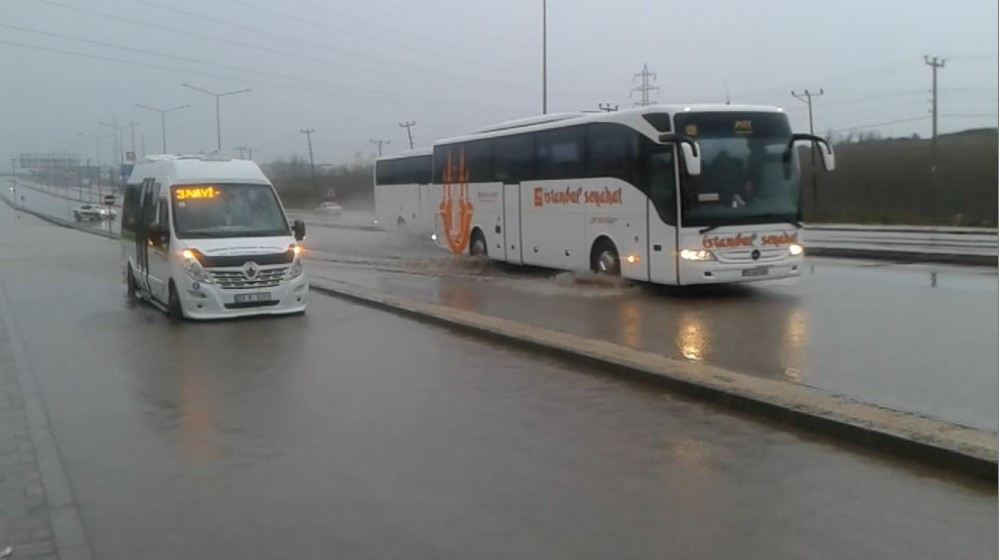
[414, 155, 432, 184]
[535, 126, 586, 180]
[493, 134, 533, 183]
[645, 148, 677, 225]
[587, 123, 639, 185]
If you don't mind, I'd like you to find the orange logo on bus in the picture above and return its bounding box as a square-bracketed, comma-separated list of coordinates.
[439, 148, 474, 254]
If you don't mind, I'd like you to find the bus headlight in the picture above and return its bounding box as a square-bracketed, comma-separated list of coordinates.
[788, 243, 804, 256]
[680, 249, 715, 261]
[181, 250, 214, 284]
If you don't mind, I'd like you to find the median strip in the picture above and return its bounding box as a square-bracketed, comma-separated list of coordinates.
[309, 275, 997, 479]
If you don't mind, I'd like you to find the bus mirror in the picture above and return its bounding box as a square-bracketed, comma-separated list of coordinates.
[680, 143, 701, 176]
[293, 219, 306, 241]
[819, 140, 836, 172]
[659, 133, 701, 176]
[787, 134, 836, 172]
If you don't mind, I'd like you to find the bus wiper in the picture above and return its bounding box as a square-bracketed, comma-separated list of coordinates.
[699, 224, 722, 234]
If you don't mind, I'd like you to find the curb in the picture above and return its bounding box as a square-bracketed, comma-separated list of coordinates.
[309, 276, 998, 480]
[0, 278, 94, 560]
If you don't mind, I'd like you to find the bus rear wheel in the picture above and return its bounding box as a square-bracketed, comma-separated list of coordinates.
[470, 230, 487, 257]
[591, 239, 621, 276]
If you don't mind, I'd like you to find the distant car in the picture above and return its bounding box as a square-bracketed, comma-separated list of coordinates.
[73, 204, 116, 221]
[314, 201, 343, 216]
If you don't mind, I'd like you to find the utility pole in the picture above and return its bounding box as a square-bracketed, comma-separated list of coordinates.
[180, 83, 251, 151]
[542, 0, 547, 114]
[598, 103, 618, 112]
[924, 55, 946, 177]
[399, 121, 416, 150]
[791, 88, 825, 217]
[300, 128, 318, 192]
[370, 139, 390, 157]
[136, 103, 190, 153]
[140, 133, 146, 158]
[630, 63, 659, 107]
[234, 146, 248, 159]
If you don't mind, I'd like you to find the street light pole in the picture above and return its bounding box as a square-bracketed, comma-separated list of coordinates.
[136, 103, 190, 153]
[180, 83, 251, 152]
[542, 0, 547, 114]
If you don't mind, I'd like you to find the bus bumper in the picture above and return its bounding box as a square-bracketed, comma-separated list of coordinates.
[678, 257, 803, 285]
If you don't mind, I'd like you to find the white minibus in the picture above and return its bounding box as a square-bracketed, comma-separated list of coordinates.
[121, 155, 308, 319]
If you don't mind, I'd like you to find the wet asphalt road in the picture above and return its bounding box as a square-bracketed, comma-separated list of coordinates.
[298, 212, 999, 431]
[1, 195, 998, 559]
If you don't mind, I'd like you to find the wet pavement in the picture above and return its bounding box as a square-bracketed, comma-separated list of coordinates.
[302, 220, 1000, 432]
[0, 193, 997, 558]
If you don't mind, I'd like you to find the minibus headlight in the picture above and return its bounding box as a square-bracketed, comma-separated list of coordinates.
[680, 249, 715, 261]
[182, 251, 214, 284]
[788, 243, 804, 256]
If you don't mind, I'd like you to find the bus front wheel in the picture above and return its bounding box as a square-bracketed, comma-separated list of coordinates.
[591, 239, 620, 276]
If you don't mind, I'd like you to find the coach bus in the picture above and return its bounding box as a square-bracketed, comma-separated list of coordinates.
[428, 104, 834, 285]
[373, 149, 435, 235]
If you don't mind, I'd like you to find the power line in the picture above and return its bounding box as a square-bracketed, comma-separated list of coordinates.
[829, 115, 929, 133]
[0, 37, 495, 110]
[215, 0, 530, 75]
[34, 0, 516, 94]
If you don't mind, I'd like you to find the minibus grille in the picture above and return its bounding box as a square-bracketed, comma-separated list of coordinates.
[209, 266, 288, 290]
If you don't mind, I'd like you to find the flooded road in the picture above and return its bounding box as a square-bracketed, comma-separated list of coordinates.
[1, 197, 996, 558]
[302, 217, 999, 431]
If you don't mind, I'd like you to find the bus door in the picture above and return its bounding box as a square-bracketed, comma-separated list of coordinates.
[136, 179, 160, 290]
[503, 183, 522, 264]
[645, 146, 679, 284]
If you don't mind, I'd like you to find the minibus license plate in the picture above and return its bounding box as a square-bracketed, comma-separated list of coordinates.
[234, 292, 271, 303]
[742, 266, 769, 278]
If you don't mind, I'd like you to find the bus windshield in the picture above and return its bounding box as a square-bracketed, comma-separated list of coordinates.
[675, 112, 800, 228]
[171, 183, 290, 238]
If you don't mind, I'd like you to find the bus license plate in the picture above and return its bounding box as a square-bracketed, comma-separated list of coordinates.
[742, 266, 770, 278]
[234, 292, 271, 303]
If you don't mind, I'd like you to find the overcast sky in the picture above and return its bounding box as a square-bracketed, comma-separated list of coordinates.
[1, 0, 997, 166]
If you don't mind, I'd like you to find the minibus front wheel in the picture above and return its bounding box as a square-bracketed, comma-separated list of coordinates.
[167, 280, 184, 320]
[126, 265, 138, 301]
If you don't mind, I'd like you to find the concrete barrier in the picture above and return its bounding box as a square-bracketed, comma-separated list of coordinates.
[309, 276, 998, 479]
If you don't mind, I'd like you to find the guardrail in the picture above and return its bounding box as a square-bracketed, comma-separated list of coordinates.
[6, 177, 120, 206]
[803, 224, 998, 265]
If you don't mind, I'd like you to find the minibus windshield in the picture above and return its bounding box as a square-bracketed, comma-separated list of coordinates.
[171, 183, 290, 238]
